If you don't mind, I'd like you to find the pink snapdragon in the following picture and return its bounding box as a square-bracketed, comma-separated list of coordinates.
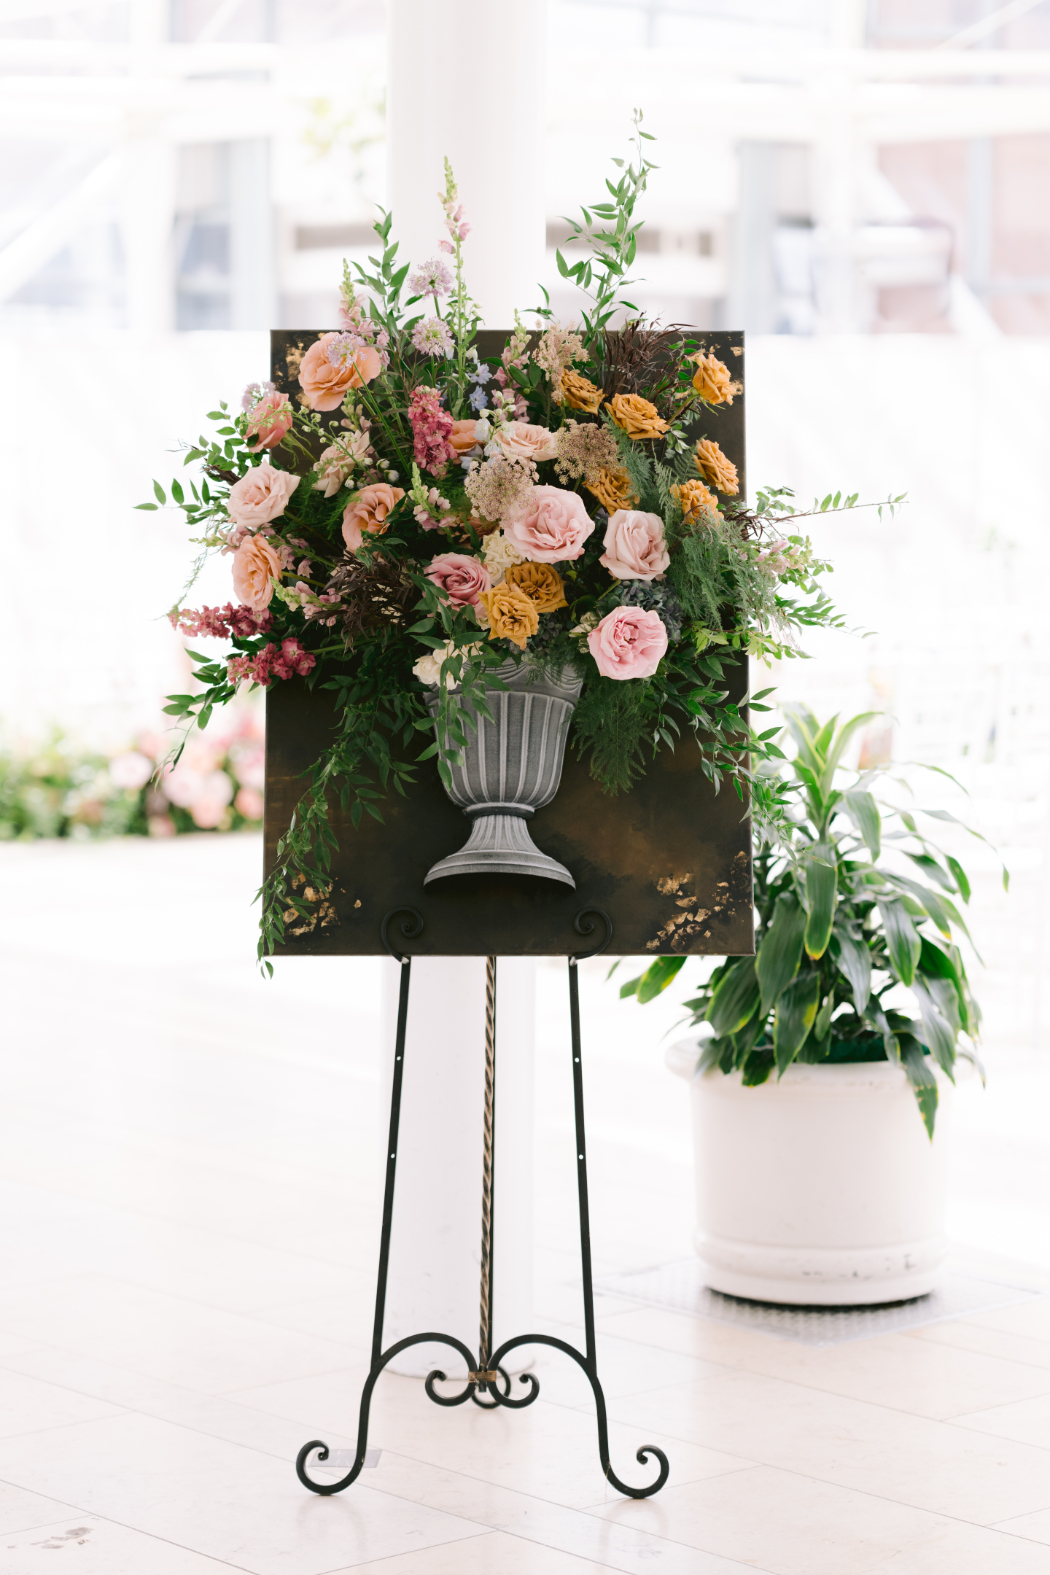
[227, 638, 316, 689]
[169, 602, 273, 639]
[408, 385, 457, 475]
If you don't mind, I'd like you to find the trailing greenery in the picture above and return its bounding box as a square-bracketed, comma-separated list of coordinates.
[618, 707, 1006, 1135]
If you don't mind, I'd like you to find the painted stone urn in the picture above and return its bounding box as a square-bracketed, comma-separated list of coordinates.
[423, 658, 583, 887]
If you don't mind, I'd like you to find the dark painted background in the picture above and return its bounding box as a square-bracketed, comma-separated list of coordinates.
[264, 327, 753, 957]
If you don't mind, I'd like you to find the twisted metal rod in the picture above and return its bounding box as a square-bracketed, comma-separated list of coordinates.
[478, 955, 497, 1373]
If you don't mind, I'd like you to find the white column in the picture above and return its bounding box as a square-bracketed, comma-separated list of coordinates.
[380, 956, 535, 1377]
[386, 0, 547, 328]
[379, 3, 545, 1381]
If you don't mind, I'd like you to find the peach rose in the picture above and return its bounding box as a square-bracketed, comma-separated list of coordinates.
[477, 584, 540, 649]
[600, 510, 670, 581]
[587, 606, 668, 681]
[585, 466, 637, 514]
[227, 463, 300, 527]
[504, 561, 567, 612]
[671, 478, 720, 524]
[425, 552, 491, 609]
[503, 485, 594, 563]
[299, 333, 382, 412]
[693, 438, 739, 495]
[341, 482, 406, 552]
[232, 534, 282, 613]
[245, 390, 293, 451]
[690, 352, 736, 406]
[448, 419, 481, 457]
[560, 370, 604, 413]
[607, 393, 669, 441]
[494, 421, 556, 463]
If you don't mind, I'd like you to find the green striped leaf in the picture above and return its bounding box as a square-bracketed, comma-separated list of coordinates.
[878, 898, 921, 987]
[708, 956, 760, 1037]
[803, 845, 837, 960]
[773, 972, 822, 1074]
[756, 893, 807, 1013]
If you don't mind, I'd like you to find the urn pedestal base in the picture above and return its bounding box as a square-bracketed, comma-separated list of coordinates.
[424, 811, 576, 887]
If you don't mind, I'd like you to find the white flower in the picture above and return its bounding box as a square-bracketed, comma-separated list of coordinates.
[412, 639, 483, 688]
[481, 528, 526, 586]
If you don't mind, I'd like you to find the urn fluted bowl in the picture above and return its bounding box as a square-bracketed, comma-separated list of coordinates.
[424, 658, 584, 887]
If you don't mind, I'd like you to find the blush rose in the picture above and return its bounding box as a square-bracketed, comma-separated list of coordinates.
[232, 534, 283, 613]
[341, 482, 406, 551]
[494, 421, 556, 463]
[227, 464, 300, 528]
[425, 552, 491, 609]
[587, 606, 668, 681]
[299, 333, 382, 412]
[245, 390, 293, 451]
[503, 485, 594, 563]
[600, 509, 670, 581]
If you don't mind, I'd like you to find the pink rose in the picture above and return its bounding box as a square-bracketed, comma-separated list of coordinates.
[299, 333, 382, 411]
[587, 606, 668, 681]
[494, 421, 556, 463]
[227, 463, 300, 528]
[232, 534, 282, 612]
[600, 509, 670, 581]
[342, 482, 406, 552]
[245, 390, 293, 452]
[425, 552, 491, 609]
[503, 485, 594, 563]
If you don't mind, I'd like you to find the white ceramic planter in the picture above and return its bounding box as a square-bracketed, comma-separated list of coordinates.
[666, 1038, 957, 1305]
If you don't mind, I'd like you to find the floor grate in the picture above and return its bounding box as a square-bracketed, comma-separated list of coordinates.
[595, 1259, 1045, 1346]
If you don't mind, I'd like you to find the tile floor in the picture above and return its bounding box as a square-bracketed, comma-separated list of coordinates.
[3, 834, 1050, 1573]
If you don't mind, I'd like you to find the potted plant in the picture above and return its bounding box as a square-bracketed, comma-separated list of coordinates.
[620, 705, 1003, 1305]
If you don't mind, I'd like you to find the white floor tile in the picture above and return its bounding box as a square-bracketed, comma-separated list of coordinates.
[0, 1480, 84, 1537]
[0, 1368, 124, 1440]
[952, 1389, 1050, 1449]
[0, 1514, 238, 1574]
[0, 1411, 488, 1575]
[910, 1317, 1050, 1372]
[590, 1464, 960, 1575]
[604, 1368, 1050, 1524]
[330, 1527, 653, 1573]
[723, 1328, 1050, 1419]
[864, 1520, 1050, 1572]
[0, 1275, 363, 1395]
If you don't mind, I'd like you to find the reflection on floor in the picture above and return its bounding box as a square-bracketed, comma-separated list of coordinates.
[3, 834, 1050, 1573]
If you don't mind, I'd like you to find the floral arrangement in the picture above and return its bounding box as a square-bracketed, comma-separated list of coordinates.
[0, 707, 264, 841]
[142, 119, 891, 967]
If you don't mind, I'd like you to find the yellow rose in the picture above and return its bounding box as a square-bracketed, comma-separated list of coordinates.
[477, 584, 540, 649]
[607, 392, 669, 441]
[690, 352, 736, 406]
[671, 478, 721, 525]
[585, 466, 637, 513]
[560, 370, 604, 413]
[504, 561, 568, 613]
[693, 438, 739, 495]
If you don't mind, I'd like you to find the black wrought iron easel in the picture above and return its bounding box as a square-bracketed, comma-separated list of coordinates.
[294, 905, 670, 1500]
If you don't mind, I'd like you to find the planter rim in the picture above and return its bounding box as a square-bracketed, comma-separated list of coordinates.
[665, 1035, 969, 1090]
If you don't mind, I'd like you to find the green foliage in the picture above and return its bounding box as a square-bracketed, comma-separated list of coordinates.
[623, 706, 999, 1136]
[541, 108, 657, 350]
